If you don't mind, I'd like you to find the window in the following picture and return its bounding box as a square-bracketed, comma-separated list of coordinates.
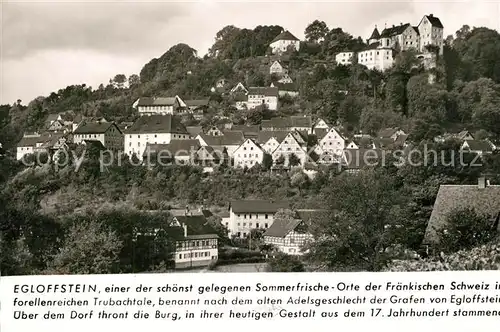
[265, 214, 268, 219]
[179, 254, 182, 260]
[244, 214, 247, 219]
[265, 223, 268, 228]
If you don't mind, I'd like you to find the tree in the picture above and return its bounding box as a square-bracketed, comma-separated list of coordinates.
[47, 220, 123, 274]
[305, 20, 328, 43]
[290, 171, 309, 195]
[112, 74, 127, 88]
[437, 208, 496, 254]
[288, 153, 301, 166]
[262, 153, 273, 170]
[268, 252, 305, 272]
[128, 74, 140, 88]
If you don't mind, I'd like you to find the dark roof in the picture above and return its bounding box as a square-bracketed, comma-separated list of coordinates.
[313, 128, 329, 140]
[199, 131, 245, 146]
[46, 114, 60, 122]
[271, 30, 300, 43]
[261, 116, 312, 129]
[463, 140, 494, 152]
[186, 126, 203, 137]
[173, 214, 218, 240]
[256, 131, 290, 144]
[295, 209, 328, 224]
[424, 184, 500, 244]
[136, 97, 178, 107]
[424, 14, 444, 28]
[125, 115, 188, 134]
[274, 82, 298, 91]
[378, 127, 400, 138]
[73, 122, 116, 134]
[369, 27, 380, 40]
[185, 99, 209, 107]
[264, 218, 302, 238]
[380, 23, 411, 37]
[248, 87, 279, 97]
[230, 125, 260, 134]
[373, 138, 396, 149]
[17, 132, 65, 148]
[82, 140, 105, 149]
[230, 200, 289, 214]
[233, 94, 248, 102]
[143, 139, 200, 157]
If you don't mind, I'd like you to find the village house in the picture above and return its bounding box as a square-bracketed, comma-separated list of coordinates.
[261, 116, 312, 134]
[233, 138, 265, 169]
[229, 125, 260, 139]
[460, 140, 496, 156]
[73, 122, 123, 152]
[256, 131, 290, 154]
[272, 131, 309, 166]
[269, 30, 301, 54]
[423, 177, 500, 251]
[124, 115, 190, 159]
[133, 96, 186, 116]
[196, 131, 245, 158]
[270, 82, 299, 98]
[378, 127, 406, 140]
[278, 74, 293, 84]
[263, 209, 324, 255]
[316, 127, 346, 156]
[206, 126, 224, 136]
[230, 82, 248, 95]
[357, 43, 395, 71]
[16, 132, 68, 161]
[142, 139, 201, 166]
[225, 200, 290, 238]
[195, 145, 225, 167]
[434, 130, 474, 143]
[269, 60, 288, 75]
[171, 212, 219, 269]
[233, 94, 249, 110]
[247, 87, 279, 111]
[181, 99, 210, 120]
[186, 126, 203, 138]
[335, 51, 355, 65]
[312, 118, 330, 131]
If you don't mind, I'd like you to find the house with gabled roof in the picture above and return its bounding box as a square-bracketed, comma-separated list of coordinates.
[73, 121, 123, 151]
[16, 132, 68, 161]
[256, 131, 290, 154]
[313, 118, 330, 131]
[186, 126, 203, 138]
[227, 200, 290, 238]
[230, 125, 260, 139]
[264, 209, 325, 255]
[269, 60, 287, 75]
[460, 140, 496, 156]
[247, 87, 279, 111]
[378, 127, 406, 140]
[261, 116, 312, 134]
[278, 74, 293, 84]
[270, 30, 300, 54]
[272, 131, 309, 167]
[270, 82, 299, 98]
[423, 177, 500, 250]
[230, 82, 248, 95]
[315, 127, 345, 156]
[170, 212, 219, 269]
[335, 51, 355, 65]
[196, 131, 245, 158]
[133, 96, 186, 116]
[233, 138, 265, 169]
[195, 145, 225, 167]
[124, 115, 190, 158]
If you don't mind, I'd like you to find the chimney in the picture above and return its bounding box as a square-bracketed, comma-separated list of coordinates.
[478, 176, 487, 189]
[392, 24, 395, 28]
[182, 223, 188, 237]
[429, 14, 433, 17]
[400, 22, 403, 26]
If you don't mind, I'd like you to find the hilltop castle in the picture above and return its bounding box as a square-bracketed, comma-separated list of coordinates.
[336, 14, 444, 71]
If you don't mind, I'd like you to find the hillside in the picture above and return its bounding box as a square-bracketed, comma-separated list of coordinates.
[1, 22, 500, 153]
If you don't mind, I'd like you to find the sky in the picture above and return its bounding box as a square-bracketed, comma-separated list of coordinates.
[1, 0, 500, 105]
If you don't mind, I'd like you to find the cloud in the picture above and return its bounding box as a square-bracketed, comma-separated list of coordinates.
[1, 1, 192, 59]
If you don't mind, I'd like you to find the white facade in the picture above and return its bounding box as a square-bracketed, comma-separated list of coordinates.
[247, 94, 278, 111]
[335, 52, 355, 65]
[261, 137, 280, 154]
[346, 141, 359, 149]
[269, 61, 286, 75]
[278, 75, 293, 84]
[313, 119, 330, 130]
[270, 39, 300, 54]
[358, 48, 394, 71]
[318, 127, 345, 155]
[73, 133, 105, 146]
[174, 237, 218, 268]
[195, 134, 240, 158]
[233, 139, 264, 169]
[17, 145, 35, 160]
[227, 210, 275, 237]
[417, 15, 444, 55]
[125, 132, 190, 159]
[264, 230, 314, 255]
[401, 25, 420, 51]
[272, 132, 309, 166]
